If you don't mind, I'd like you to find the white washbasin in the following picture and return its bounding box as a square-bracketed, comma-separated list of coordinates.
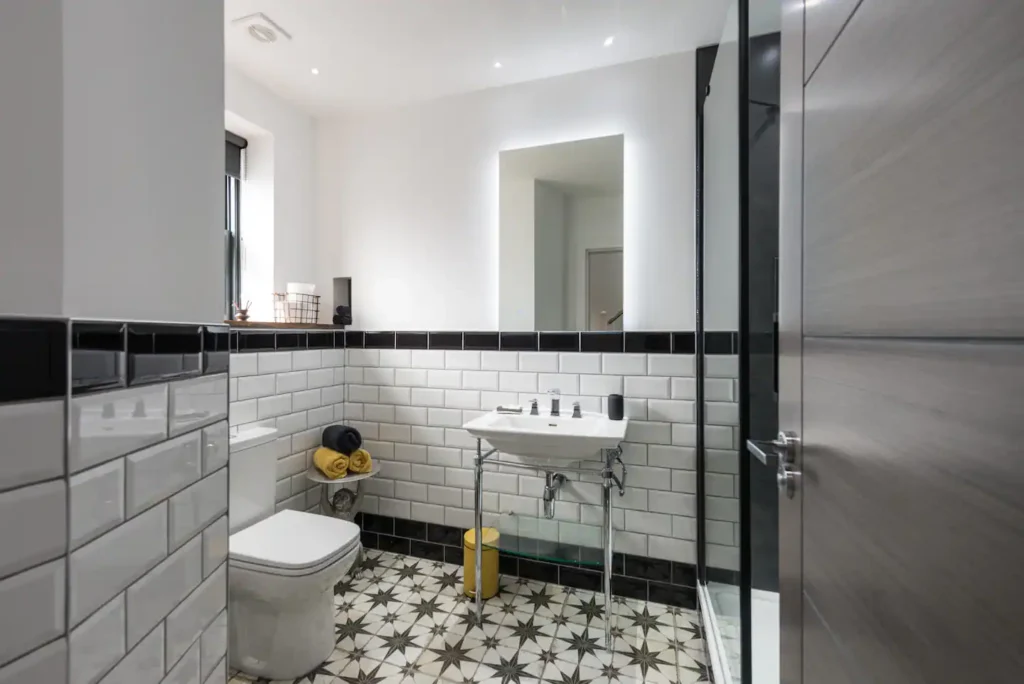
[463, 410, 628, 464]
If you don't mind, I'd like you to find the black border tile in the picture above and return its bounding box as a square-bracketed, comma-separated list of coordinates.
[580, 332, 623, 353]
[538, 332, 580, 352]
[307, 332, 334, 349]
[444, 545, 464, 565]
[671, 562, 697, 587]
[360, 531, 379, 550]
[126, 324, 202, 385]
[202, 326, 230, 375]
[648, 581, 697, 610]
[361, 513, 394, 535]
[705, 331, 738, 355]
[427, 332, 463, 350]
[346, 330, 365, 348]
[499, 553, 519, 576]
[378, 535, 410, 555]
[706, 566, 741, 586]
[71, 321, 125, 394]
[625, 332, 672, 354]
[559, 566, 602, 592]
[409, 540, 445, 562]
[364, 331, 397, 349]
[334, 331, 346, 349]
[426, 523, 462, 547]
[500, 332, 538, 351]
[518, 559, 559, 583]
[463, 332, 499, 351]
[275, 332, 305, 350]
[394, 518, 427, 540]
[623, 554, 672, 583]
[230, 331, 239, 353]
[237, 331, 276, 352]
[396, 332, 428, 349]
[611, 575, 648, 601]
[672, 332, 696, 355]
[0, 318, 68, 403]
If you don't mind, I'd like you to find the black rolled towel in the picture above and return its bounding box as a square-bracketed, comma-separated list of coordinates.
[333, 314, 343, 324]
[335, 305, 350, 316]
[322, 424, 362, 456]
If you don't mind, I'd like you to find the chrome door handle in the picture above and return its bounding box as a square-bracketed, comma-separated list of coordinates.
[777, 465, 799, 498]
[772, 430, 800, 464]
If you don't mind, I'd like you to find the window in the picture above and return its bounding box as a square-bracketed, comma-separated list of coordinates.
[225, 132, 247, 318]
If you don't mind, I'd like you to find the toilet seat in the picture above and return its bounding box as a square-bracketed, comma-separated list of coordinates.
[229, 509, 360, 577]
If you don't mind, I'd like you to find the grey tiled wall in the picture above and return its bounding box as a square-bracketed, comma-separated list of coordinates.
[228, 349, 347, 514]
[0, 377, 229, 684]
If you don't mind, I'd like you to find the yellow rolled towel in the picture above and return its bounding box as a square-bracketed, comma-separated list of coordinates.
[313, 447, 349, 479]
[348, 449, 372, 474]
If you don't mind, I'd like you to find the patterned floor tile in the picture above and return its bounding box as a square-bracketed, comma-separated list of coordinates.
[415, 631, 488, 681]
[476, 646, 545, 683]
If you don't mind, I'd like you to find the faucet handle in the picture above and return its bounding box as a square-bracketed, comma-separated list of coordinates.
[572, 401, 582, 418]
[547, 388, 561, 396]
[529, 398, 539, 415]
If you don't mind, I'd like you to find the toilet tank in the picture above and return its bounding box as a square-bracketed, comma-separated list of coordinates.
[228, 427, 281, 533]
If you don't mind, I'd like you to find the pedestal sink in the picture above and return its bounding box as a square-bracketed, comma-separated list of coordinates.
[463, 410, 628, 464]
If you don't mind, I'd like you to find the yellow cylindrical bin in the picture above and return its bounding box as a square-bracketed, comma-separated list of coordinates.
[463, 528, 499, 599]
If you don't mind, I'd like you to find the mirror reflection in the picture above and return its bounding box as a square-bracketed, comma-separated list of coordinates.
[498, 134, 624, 331]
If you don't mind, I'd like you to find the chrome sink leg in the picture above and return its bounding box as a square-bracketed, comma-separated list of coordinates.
[474, 438, 484, 621]
[603, 448, 614, 649]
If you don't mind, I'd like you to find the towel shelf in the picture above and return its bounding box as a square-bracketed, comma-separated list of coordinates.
[304, 462, 381, 484]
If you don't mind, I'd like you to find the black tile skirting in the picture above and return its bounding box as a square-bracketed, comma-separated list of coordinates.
[228, 329, 740, 356]
[356, 512, 698, 609]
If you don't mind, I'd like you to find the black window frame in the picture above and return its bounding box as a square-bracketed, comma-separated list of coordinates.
[225, 132, 247, 319]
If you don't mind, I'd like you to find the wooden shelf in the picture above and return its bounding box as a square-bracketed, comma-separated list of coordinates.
[225, 320, 343, 330]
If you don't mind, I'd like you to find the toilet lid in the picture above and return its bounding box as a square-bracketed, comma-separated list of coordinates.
[229, 509, 360, 571]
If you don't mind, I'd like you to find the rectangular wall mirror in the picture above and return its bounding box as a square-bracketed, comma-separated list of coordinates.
[498, 134, 624, 331]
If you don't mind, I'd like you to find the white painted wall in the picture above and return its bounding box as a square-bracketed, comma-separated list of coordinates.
[315, 53, 695, 330]
[566, 194, 624, 330]
[0, 0, 64, 316]
[62, 0, 224, 323]
[225, 66, 316, 320]
[533, 182, 568, 330]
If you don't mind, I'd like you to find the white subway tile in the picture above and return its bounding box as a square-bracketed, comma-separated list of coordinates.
[559, 353, 601, 375]
[362, 367, 395, 387]
[378, 460, 410, 481]
[427, 408, 463, 428]
[411, 426, 446, 446]
[0, 477, 65, 578]
[559, 522, 599, 547]
[648, 491, 697, 517]
[168, 470, 228, 550]
[648, 536, 696, 564]
[410, 501, 444, 523]
[463, 490, 500, 512]
[427, 446, 462, 468]
[410, 388, 445, 407]
[444, 390, 479, 410]
[321, 349, 345, 367]
[275, 411, 308, 435]
[162, 640, 199, 684]
[518, 475, 545, 498]
[648, 445, 696, 469]
[499, 493, 538, 516]
[379, 498, 411, 519]
[410, 350, 446, 369]
[171, 376, 228, 436]
[379, 386, 411, 405]
[517, 352, 557, 372]
[229, 353, 257, 377]
[395, 406, 428, 426]
[428, 485, 463, 507]
[125, 535, 201, 648]
[647, 399, 695, 423]
[165, 564, 226, 665]
[484, 472, 519, 494]
[707, 402, 739, 426]
[287, 350, 318, 371]
[625, 510, 672, 536]
[538, 373, 580, 395]
[70, 385, 168, 473]
[291, 389, 321, 412]
[412, 465, 446, 485]
[0, 560, 65, 666]
[620, 398, 647, 420]
[706, 519, 735, 546]
[671, 377, 696, 400]
[396, 482, 429, 503]
[628, 465, 673, 492]
[275, 371, 307, 394]
[256, 394, 291, 420]
[394, 444, 428, 463]
[125, 431, 201, 517]
[276, 453, 306, 481]
[202, 516, 228, 579]
[706, 496, 740, 523]
[479, 391, 519, 410]
[307, 367, 335, 389]
[333, 404, 346, 421]
[228, 399, 257, 427]
[461, 370, 499, 391]
[444, 429, 477, 449]
[364, 404, 396, 423]
[624, 421, 672, 445]
[623, 376, 670, 399]
[0, 400, 64, 490]
[69, 503, 167, 626]
[199, 609, 226, 684]
[361, 478, 393, 498]
[672, 470, 697, 493]
[648, 355, 694, 377]
[203, 659, 227, 684]
[499, 372, 537, 393]
[235, 373, 276, 400]
[98, 621, 163, 684]
[619, 443, 647, 465]
[578, 374, 622, 396]
[706, 356, 739, 378]
[445, 350, 481, 370]
[395, 368, 428, 387]
[602, 354, 646, 375]
[293, 426, 323, 451]
[0, 637, 66, 684]
[481, 351, 518, 371]
[346, 421, 379, 440]
[348, 385, 379, 403]
[201, 422, 228, 476]
[347, 349, 380, 367]
[319, 385, 344, 406]
[257, 352, 291, 374]
[445, 468, 474, 489]
[345, 367, 364, 384]
[69, 593, 124, 684]
[707, 473, 736, 497]
[379, 349, 411, 368]
[380, 423, 411, 443]
[707, 544, 739, 571]
[70, 459, 124, 550]
[704, 425, 735, 449]
[426, 369, 462, 389]
[360, 496, 379, 515]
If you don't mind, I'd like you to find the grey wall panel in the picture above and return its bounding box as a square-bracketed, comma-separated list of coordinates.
[804, 0, 861, 80]
[803, 0, 1024, 337]
[802, 337, 1024, 683]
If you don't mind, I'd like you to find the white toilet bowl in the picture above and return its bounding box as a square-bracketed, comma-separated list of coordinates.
[228, 509, 361, 680]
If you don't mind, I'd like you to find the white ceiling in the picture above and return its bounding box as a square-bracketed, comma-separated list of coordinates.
[224, 0, 731, 115]
[501, 135, 624, 197]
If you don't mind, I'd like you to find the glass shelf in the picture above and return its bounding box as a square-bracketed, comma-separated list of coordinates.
[479, 511, 605, 568]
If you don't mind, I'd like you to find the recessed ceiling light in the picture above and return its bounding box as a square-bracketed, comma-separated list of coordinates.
[604, 35, 615, 47]
[493, 61, 503, 69]
[310, 67, 320, 75]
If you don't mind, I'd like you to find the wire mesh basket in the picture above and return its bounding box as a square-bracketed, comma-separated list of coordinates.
[273, 292, 320, 324]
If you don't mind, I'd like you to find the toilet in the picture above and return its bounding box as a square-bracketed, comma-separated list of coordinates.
[227, 429, 361, 680]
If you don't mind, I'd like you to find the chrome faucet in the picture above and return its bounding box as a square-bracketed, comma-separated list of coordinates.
[529, 398, 539, 416]
[572, 401, 582, 418]
[548, 389, 561, 416]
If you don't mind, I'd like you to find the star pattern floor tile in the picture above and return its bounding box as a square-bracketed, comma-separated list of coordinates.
[229, 550, 711, 684]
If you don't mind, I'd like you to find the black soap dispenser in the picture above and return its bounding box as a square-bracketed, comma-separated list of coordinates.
[607, 393, 624, 421]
